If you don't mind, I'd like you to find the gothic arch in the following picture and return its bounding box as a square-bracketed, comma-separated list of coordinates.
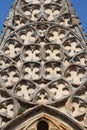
[3, 105, 84, 130]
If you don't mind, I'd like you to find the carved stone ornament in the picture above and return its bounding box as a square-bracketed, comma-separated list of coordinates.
[0, 0, 87, 129]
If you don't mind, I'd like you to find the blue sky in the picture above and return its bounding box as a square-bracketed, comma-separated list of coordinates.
[0, 0, 87, 34]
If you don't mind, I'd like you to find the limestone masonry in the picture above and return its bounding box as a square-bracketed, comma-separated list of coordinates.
[0, 0, 87, 129]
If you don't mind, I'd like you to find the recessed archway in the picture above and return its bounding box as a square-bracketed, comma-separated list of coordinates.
[37, 120, 49, 130]
[3, 106, 84, 130]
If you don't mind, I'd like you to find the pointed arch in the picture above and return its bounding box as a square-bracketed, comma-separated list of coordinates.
[3, 105, 84, 130]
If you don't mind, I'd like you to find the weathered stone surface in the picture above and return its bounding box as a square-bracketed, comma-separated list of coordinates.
[0, 0, 87, 129]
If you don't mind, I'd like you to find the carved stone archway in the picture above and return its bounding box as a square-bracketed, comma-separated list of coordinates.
[3, 106, 83, 130]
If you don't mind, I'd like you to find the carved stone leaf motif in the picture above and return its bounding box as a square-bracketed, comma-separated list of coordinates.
[0, 88, 19, 128]
[0, 0, 87, 129]
[66, 83, 87, 128]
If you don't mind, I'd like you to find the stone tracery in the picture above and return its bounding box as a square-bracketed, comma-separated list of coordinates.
[0, 0, 87, 129]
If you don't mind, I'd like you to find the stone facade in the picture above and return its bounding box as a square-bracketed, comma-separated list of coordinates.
[0, 0, 87, 129]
